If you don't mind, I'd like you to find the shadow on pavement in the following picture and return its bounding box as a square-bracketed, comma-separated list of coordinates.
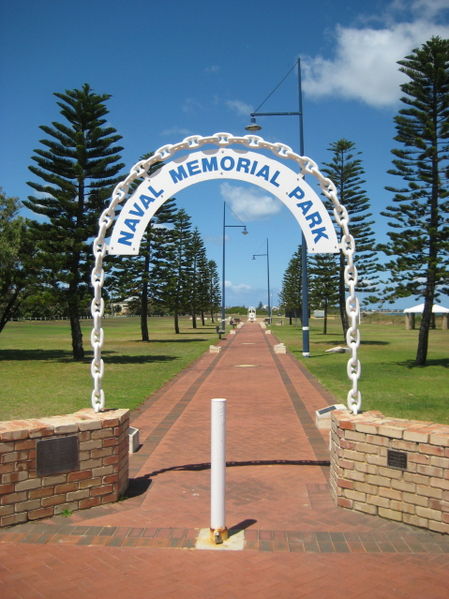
[125, 459, 330, 500]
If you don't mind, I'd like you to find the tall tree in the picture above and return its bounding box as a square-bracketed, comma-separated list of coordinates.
[0, 190, 39, 332]
[381, 37, 449, 365]
[110, 192, 177, 341]
[24, 84, 124, 359]
[187, 228, 206, 329]
[322, 139, 379, 335]
[154, 209, 193, 333]
[206, 260, 221, 323]
[308, 254, 339, 334]
[279, 245, 302, 324]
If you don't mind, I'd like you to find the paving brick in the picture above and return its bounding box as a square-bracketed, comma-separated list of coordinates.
[403, 492, 428, 507]
[377, 425, 403, 439]
[367, 494, 390, 508]
[1, 490, 27, 504]
[1, 512, 27, 526]
[430, 477, 449, 490]
[416, 464, 443, 477]
[415, 506, 442, 521]
[41, 494, 68, 507]
[15, 498, 43, 512]
[1, 323, 448, 599]
[28, 506, 54, 520]
[353, 501, 377, 515]
[403, 513, 428, 528]
[67, 469, 92, 482]
[14, 478, 42, 492]
[391, 479, 416, 493]
[416, 484, 442, 499]
[429, 433, 449, 447]
[378, 487, 402, 501]
[403, 429, 429, 443]
[378, 507, 403, 521]
[428, 520, 449, 533]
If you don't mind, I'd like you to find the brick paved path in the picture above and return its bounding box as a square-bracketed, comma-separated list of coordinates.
[1, 322, 448, 598]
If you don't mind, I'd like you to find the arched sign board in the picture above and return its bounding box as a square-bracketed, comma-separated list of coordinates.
[91, 133, 362, 417]
[108, 147, 339, 256]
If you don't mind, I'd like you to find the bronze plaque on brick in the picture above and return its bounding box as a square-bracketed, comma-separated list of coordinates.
[387, 449, 407, 470]
[36, 436, 79, 476]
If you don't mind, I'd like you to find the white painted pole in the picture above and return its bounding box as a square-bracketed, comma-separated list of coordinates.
[211, 398, 227, 542]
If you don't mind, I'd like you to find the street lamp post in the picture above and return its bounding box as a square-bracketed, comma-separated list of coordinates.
[245, 57, 310, 356]
[252, 238, 271, 324]
[221, 201, 248, 329]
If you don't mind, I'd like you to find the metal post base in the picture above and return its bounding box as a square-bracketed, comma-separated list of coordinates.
[210, 527, 229, 544]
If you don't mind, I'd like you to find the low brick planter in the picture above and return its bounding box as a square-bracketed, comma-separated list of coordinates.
[330, 410, 449, 534]
[0, 409, 129, 527]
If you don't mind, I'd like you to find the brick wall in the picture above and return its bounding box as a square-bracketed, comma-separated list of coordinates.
[330, 410, 449, 534]
[0, 408, 129, 527]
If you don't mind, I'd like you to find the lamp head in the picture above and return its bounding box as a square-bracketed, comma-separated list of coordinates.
[245, 116, 262, 132]
[242, 227, 248, 235]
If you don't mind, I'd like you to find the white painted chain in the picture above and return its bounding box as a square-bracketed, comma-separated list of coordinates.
[90, 132, 361, 413]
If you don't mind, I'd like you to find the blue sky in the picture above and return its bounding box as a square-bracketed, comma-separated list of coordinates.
[1, 0, 448, 309]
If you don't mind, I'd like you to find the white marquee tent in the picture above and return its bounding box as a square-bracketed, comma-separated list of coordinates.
[403, 303, 449, 314]
[403, 303, 449, 329]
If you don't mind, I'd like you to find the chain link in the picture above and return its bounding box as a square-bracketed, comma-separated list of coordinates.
[90, 133, 362, 413]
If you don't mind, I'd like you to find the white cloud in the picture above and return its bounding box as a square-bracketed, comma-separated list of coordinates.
[225, 99, 253, 116]
[160, 126, 192, 137]
[407, 0, 449, 20]
[220, 182, 280, 221]
[182, 98, 203, 113]
[205, 65, 220, 73]
[225, 280, 252, 293]
[302, 12, 449, 107]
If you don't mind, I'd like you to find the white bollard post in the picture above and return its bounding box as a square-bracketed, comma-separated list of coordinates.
[210, 398, 228, 543]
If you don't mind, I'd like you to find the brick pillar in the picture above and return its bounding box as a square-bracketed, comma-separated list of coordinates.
[0, 409, 129, 527]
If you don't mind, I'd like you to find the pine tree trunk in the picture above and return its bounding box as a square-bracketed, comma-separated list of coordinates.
[140, 283, 149, 342]
[140, 270, 149, 341]
[0, 289, 21, 333]
[140, 240, 151, 341]
[416, 148, 439, 366]
[140, 307, 149, 341]
[70, 312, 84, 360]
[174, 311, 180, 334]
[416, 299, 432, 365]
[323, 298, 328, 335]
[201, 311, 205, 326]
[68, 254, 84, 360]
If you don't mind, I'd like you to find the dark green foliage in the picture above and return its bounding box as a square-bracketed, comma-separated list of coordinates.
[205, 260, 221, 323]
[24, 84, 124, 359]
[108, 156, 177, 341]
[0, 190, 41, 332]
[308, 253, 339, 334]
[153, 209, 194, 333]
[187, 228, 206, 329]
[187, 232, 220, 326]
[322, 139, 379, 335]
[279, 245, 302, 324]
[380, 37, 449, 365]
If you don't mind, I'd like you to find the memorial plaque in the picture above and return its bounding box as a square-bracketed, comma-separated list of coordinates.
[387, 449, 407, 470]
[317, 405, 337, 415]
[37, 436, 79, 476]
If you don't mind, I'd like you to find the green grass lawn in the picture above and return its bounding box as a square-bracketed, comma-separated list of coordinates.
[1, 314, 448, 424]
[273, 314, 449, 424]
[0, 317, 217, 420]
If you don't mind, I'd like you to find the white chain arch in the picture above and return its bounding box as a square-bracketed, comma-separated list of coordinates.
[91, 132, 362, 414]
